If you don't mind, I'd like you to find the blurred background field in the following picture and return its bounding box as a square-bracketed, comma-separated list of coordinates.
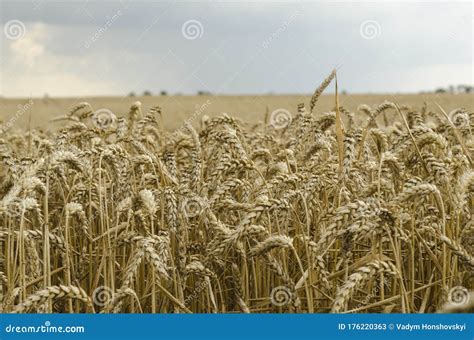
[1, 93, 472, 132]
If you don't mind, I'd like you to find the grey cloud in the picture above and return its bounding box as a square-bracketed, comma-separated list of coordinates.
[0, 0, 471, 96]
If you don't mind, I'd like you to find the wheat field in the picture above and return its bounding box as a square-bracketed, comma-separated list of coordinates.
[0, 72, 473, 314]
[2, 93, 474, 132]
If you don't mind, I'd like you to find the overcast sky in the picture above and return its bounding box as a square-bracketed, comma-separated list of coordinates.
[0, 0, 472, 97]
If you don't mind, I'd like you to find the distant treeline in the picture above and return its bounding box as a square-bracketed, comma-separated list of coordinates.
[424, 85, 473, 94]
[125, 86, 473, 97]
[128, 90, 212, 97]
